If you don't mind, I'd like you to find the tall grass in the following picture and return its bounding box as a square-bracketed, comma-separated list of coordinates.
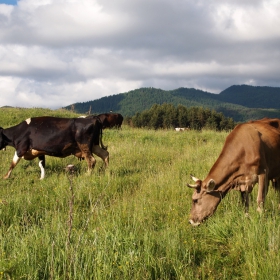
[0, 110, 280, 279]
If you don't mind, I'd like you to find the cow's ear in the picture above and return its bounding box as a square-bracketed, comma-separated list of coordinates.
[206, 179, 216, 192]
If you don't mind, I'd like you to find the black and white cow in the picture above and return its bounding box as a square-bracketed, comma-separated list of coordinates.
[0, 116, 109, 179]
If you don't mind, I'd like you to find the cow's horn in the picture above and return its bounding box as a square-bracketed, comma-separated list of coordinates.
[190, 174, 200, 182]
[187, 183, 199, 189]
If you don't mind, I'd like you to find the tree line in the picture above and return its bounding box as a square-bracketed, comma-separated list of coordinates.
[130, 103, 235, 131]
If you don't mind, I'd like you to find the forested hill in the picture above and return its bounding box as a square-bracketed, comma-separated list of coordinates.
[215, 85, 280, 108]
[64, 85, 280, 122]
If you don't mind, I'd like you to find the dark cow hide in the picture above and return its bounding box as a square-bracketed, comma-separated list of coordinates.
[87, 113, 123, 129]
[0, 116, 109, 179]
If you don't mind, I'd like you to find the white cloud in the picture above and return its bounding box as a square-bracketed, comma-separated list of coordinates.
[0, 0, 279, 109]
[213, 1, 280, 41]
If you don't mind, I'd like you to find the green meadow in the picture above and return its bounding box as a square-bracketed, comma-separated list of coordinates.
[0, 108, 280, 279]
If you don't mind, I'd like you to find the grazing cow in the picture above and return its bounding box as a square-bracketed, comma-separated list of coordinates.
[0, 116, 109, 179]
[175, 127, 189, 132]
[187, 118, 280, 226]
[175, 128, 184, 132]
[87, 113, 123, 129]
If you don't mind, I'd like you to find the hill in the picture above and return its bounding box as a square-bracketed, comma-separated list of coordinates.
[216, 85, 280, 108]
[64, 85, 280, 122]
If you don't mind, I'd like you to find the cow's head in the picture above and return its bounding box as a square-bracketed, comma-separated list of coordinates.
[187, 175, 222, 226]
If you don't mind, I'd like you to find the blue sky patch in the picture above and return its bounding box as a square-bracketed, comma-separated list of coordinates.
[0, 0, 17, 5]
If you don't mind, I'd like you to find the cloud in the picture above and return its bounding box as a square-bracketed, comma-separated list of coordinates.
[0, 0, 279, 109]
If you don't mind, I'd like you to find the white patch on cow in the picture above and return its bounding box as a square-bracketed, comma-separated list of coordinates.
[4, 151, 22, 179]
[13, 151, 20, 163]
[25, 118, 31, 124]
[39, 160, 45, 180]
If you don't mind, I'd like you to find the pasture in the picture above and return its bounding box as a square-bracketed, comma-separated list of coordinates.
[0, 109, 280, 279]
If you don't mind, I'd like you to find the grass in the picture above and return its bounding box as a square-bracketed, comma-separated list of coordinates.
[0, 108, 280, 279]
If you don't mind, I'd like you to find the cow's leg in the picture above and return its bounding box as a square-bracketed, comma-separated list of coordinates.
[86, 154, 96, 173]
[240, 191, 250, 214]
[38, 155, 45, 179]
[4, 151, 21, 179]
[257, 172, 269, 212]
[77, 143, 97, 173]
[84, 152, 96, 173]
[271, 178, 280, 209]
[92, 145, 109, 168]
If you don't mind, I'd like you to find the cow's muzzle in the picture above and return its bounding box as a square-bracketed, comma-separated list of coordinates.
[189, 219, 201, 226]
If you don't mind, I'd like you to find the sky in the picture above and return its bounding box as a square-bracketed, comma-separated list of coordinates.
[0, 0, 280, 109]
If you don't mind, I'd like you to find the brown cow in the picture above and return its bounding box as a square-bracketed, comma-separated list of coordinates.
[87, 113, 123, 129]
[187, 118, 280, 226]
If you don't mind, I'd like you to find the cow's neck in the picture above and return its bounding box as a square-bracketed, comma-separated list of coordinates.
[206, 156, 245, 195]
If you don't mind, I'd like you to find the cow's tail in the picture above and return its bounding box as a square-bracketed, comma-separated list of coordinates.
[100, 129, 108, 150]
[98, 118, 108, 151]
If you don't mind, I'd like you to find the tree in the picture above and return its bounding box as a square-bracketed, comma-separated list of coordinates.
[131, 104, 235, 130]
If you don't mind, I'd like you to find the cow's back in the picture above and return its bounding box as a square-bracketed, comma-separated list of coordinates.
[26, 116, 100, 156]
[27, 117, 75, 153]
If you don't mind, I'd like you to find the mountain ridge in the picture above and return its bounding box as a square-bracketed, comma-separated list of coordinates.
[64, 85, 280, 122]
